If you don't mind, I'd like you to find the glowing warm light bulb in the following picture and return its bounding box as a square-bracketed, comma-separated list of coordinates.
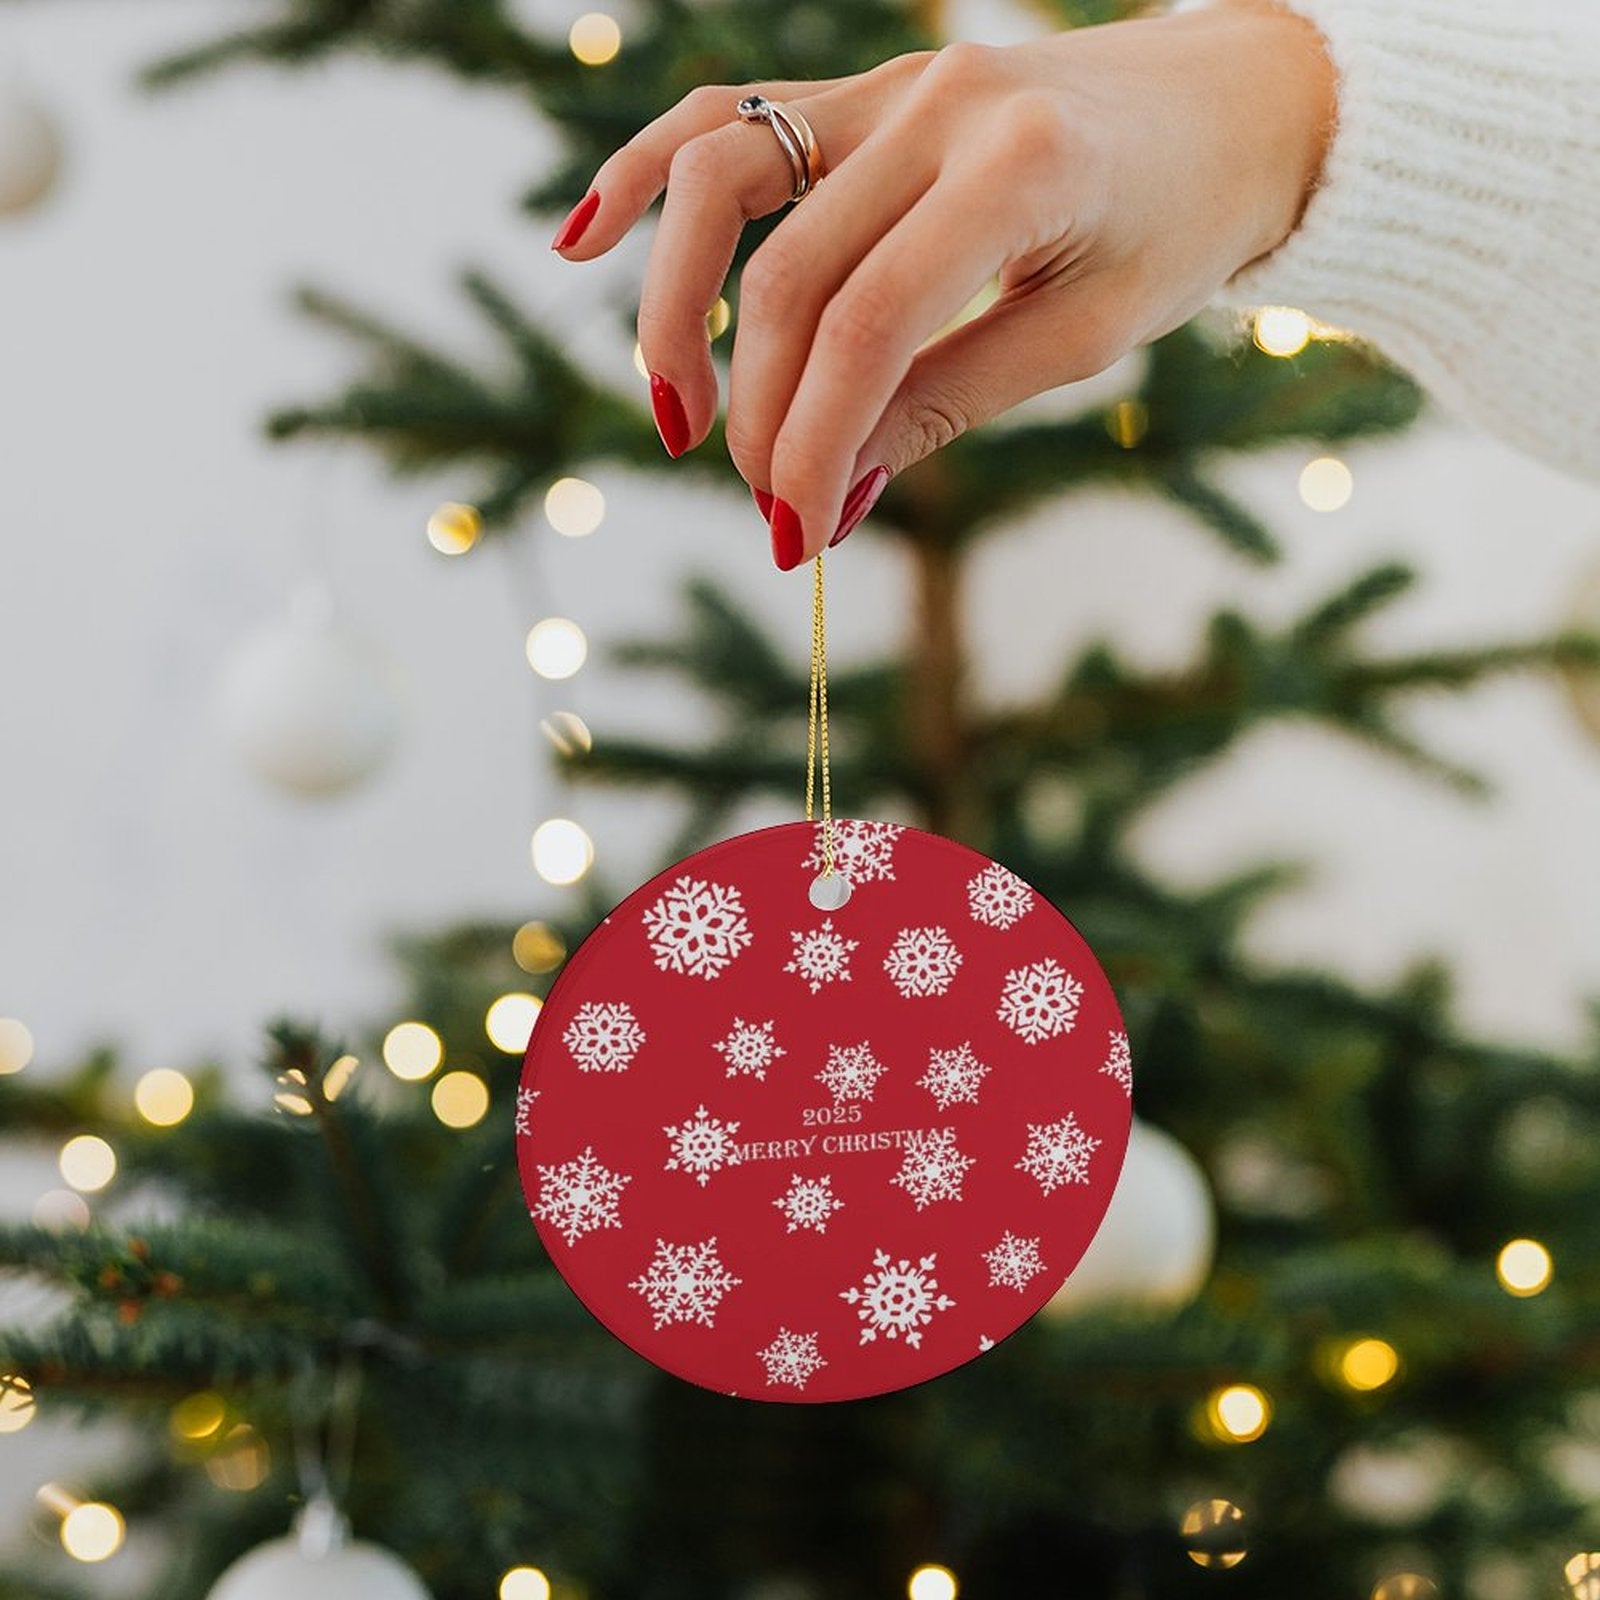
[1337, 1336, 1401, 1392]
[1567, 1552, 1600, 1600]
[1497, 1237, 1553, 1297]
[324, 1054, 359, 1101]
[513, 921, 567, 974]
[431, 1070, 490, 1129]
[1253, 306, 1313, 357]
[531, 818, 594, 886]
[501, 1567, 553, 1600]
[1299, 456, 1354, 512]
[908, 1564, 959, 1600]
[135, 1068, 194, 1127]
[486, 994, 542, 1054]
[544, 477, 605, 538]
[58, 1135, 116, 1194]
[427, 501, 481, 555]
[382, 1021, 443, 1082]
[569, 12, 622, 65]
[170, 1391, 227, 1443]
[1181, 1498, 1249, 1569]
[0, 1375, 36, 1435]
[0, 1017, 33, 1074]
[60, 1502, 124, 1563]
[1207, 1383, 1271, 1443]
[525, 617, 588, 680]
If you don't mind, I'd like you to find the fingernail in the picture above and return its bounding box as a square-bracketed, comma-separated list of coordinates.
[649, 374, 690, 458]
[551, 189, 600, 252]
[769, 498, 805, 571]
[750, 485, 774, 520]
[830, 465, 891, 548]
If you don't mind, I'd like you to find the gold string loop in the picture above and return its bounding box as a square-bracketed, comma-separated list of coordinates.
[805, 552, 835, 877]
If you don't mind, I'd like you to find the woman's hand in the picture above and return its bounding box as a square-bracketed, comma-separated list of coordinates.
[552, 2, 1335, 569]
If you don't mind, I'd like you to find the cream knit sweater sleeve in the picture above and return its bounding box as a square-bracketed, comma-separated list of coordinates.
[1206, 0, 1600, 485]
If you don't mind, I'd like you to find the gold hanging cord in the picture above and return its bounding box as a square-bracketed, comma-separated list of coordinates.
[805, 552, 836, 877]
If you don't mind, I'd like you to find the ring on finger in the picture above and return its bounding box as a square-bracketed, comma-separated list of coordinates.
[736, 94, 825, 201]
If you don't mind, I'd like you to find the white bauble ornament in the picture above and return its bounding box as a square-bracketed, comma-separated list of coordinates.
[208, 1496, 431, 1600]
[217, 588, 403, 799]
[1041, 1119, 1214, 1316]
[0, 85, 64, 217]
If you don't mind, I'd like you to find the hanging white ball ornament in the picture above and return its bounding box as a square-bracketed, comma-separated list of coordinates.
[208, 1496, 431, 1600]
[1041, 1119, 1214, 1317]
[217, 587, 403, 799]
[0, 84, 64, 217]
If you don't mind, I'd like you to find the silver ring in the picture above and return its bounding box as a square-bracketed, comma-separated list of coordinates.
[736, 94, 824, 201]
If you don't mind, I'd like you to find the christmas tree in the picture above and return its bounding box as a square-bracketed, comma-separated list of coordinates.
[6, 3, 1600, 1599]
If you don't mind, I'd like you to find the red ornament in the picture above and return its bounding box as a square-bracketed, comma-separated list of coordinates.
[517, 820, 1131, 1403]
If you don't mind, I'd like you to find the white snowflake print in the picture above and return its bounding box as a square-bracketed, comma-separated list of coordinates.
[629, 1237, 742, 1329]
[997, 958, 1085, 1044]
[514, 1086, 540, 1136]
[713, 1016, 786, 1082]
[773, 1172, 844, 1234]
[663, 1104, 743, 1187]
[891, 1128, 976, 1210]
[803, 819, 904, 886]
[532, 1145, 631, 1247]
[966, 861, 1036, 930]
[883, 926, 964, 998]
[840, 1249, 956, 1350]
[918, 1042, 990, 1111]
[815, 1041, 888, 1105]
[784, 918, 860, 994]
[978, 1334, 996, 1352]
[642, 875, 754, 980]
[1102, 1029, 1133, 1095]
[758, 1327, 828, 1390]
[1016, 1113, 1102, 1195]
[562, 1000, 646, 1073]
[983, 1231, 1046, 1292]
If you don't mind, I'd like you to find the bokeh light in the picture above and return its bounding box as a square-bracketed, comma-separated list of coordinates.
[1106, 398, 1149, 450]
[324, 1053, 359, 1101]
[170, 1391, 227, 1443]
[541, 710, 593, 759]
[908, 1564, 958, 1600]
[32, 1190, 90, 1231]
[1338, 1336, 1402, 1392]
[707, 297, 732, 340]
[135, 1068, 194, 1127]
[1497, 1237, 1553, 1296]
[0, 1017, 34, 1074]
[0, 1375, 36, 1435]
[205, 1423, 270, 1491]
[1567, 1553, 1600, 1600]
[1181, 1497, 1248, 1569]
[383, 1021, 443, 1082]
[569, 12, 621, 65]
[58, 1135, 116, 1194]
[60, 1502, 124, 1563]
[486, 993, 542, 1054]
[1372, 1576, 1439, 1600]
[432, 1070, 489, 1129]
[501, 1568, 552, 1600]
[427, 501, 481, 555]
[1207, 1382, 1271, 1443]
[525, 617, 588, 680]
[513, 921, 566, 974]
[1253, 306, 1312, 358]
[544, 477, 605, 538]
[1299, 456, 1354, 512]
[531, 818, 594, 886]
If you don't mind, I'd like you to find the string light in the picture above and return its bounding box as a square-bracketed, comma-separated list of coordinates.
[1253, 306, 1313, 358]
[1180, 1498, 1248, 1569]
[486, 994, 542, 1054]
[32, 1190, 90, 1231]
[501, 1568, 552, 1600]
[0, 1374, 36, 1435]
[170, 1391, 227, 1443]
[1106, 398, 1150, 449]
[431, 1070, 489, 1129]
[525, 617, 588, 680]
[134, 1068, 194, 1127]
[1567, 1552, 1600, 1600]
[59, 1501, 125, 1563]
[204, 1423, 270, 1491]
[531, 818, 594, 886]
[908, 1565, 959, 1600]
[58, 1134, 116, 1194]
[0, 1016, 33, 1074]
[1206, 1382, 1272, 1443]
[513, 922, 567, 974]
[1372, 1576, 1439, 1600]
[427, 502, 481, 555]
[1336, 1336, 1402, 1392]
[1299, 456, 1354, 512]
[382, 1021, 443, 1082]
[541, 710, 593, 759]
[1497, 1237, 1553, 1297]
[569, 12, 621, 65]
[544, 477, 605, 538]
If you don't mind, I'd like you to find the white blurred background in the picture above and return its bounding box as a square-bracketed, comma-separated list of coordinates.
[5, 0, 1600, 1580]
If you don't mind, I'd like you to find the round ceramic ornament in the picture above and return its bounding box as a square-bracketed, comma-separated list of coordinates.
[517, 816, 1132, 1402]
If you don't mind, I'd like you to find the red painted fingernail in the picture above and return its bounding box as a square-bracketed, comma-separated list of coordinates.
[830, 464, 891, 548]
[649, 374, 690, 458]
[769, 498, 805, 571]
[551, 189, 600, 252]
[750, 485, 774, 520]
